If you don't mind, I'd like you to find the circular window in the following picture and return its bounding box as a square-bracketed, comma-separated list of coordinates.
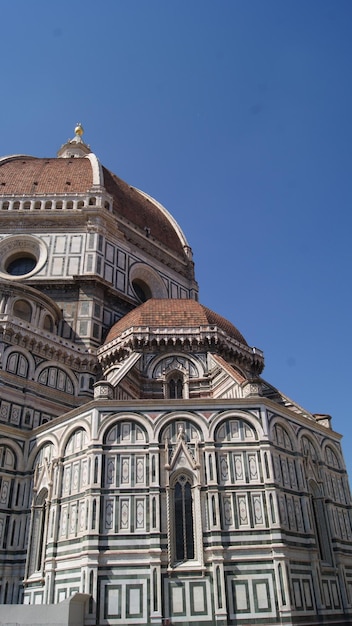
[0, 235, 47, 281]
[6, 254, 37, 276]
[132, 279, 152, 303]
[129, 263, 168, 301]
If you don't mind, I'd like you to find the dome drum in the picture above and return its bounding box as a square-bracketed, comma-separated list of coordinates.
[98, 299, 264, 376]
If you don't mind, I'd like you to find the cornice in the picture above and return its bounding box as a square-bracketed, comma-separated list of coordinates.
[27, 396, 342, 440]
[0, 320, 98, 371]
[98, 326, 264, 375]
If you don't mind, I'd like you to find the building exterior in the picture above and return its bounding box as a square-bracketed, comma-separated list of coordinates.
[0, 126, 352, 626]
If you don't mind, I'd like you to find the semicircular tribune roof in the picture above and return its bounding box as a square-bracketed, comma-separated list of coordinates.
[104, 298, 248, 346]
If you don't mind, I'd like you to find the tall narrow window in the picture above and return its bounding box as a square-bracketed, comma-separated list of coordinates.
[27, 489, 48, 576]
[174, 475, 194, 561]
[310, 480, 333, 565]
[169, 376, 183, 399]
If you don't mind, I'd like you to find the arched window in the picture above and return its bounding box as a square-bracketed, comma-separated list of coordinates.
[173, 474, 194, 562]
[6, 351, 29, 378]
[0, 444, 16, 471]
[38, 366, 74, 394]
[27, 488, 48, 576]
[302, 436, 318, 461]
[309, 480, 333, 565]
[325, 445, 340, 469]
[43, 315, 54, 332]
[169, 376, 183, 399]
[13, 299, 32, 322]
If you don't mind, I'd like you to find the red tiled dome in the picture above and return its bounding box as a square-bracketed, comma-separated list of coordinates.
[0, 155, 188, 258]
[0, 157, 93, 194]
[102, 168, 185, 256]
[104, 299, 247, 345]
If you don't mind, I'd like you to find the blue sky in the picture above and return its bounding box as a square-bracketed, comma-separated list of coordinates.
[2, 1, 352, 474]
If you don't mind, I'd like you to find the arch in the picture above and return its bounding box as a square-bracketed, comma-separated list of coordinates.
[0, 438, 25, 471]
[5, 350, 30, 379]
[300, 434, 320, 462]
[0, 444, 16, 470]
[32, 441, 55, 468]
[271, 421, 295, 451]
[324, 443, 342, 469]
[3, 345, 35, 377]
[57, 421, 90, 458]
[35, 486, 49, 506]
[98, 412, 153, 444]
[42, 313, 54, 332]
[214, 417, 258, 443]
[12, 298, 32, 322]
[0, 234, 48, 281]
[129, 262, 168, 300]
[35, 362, 77, 395]
[160, 418, 203, 446]
[154, 411, 207, 445]
[209, 409, 264, 441]
[150, 352, 202, 380]
[103, 419, 148, 445]
[64, 427, 89, 456]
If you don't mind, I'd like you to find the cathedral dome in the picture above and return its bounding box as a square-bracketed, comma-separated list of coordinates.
[104, 298, 248, 346]
[0, 149, 190, 261]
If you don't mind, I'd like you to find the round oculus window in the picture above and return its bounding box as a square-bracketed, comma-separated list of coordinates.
[6, 254, 37, 276]
[0, 235, 47, 280]
[132, 279, 152, 303]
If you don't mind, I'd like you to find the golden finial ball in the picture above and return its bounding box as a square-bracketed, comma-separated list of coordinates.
[75, 123, 84, 136]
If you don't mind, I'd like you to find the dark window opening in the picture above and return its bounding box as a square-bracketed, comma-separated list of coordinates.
[43, 315, 54, 332]
[169, 377, 183, 399]
[13, 299, 32, 322]
[174, 476, 194, 561]
[132, 279, 152, 303]
[7, 255, 36, 276]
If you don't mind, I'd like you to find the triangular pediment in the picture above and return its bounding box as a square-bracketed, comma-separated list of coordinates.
[169, 438, 198, 471]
